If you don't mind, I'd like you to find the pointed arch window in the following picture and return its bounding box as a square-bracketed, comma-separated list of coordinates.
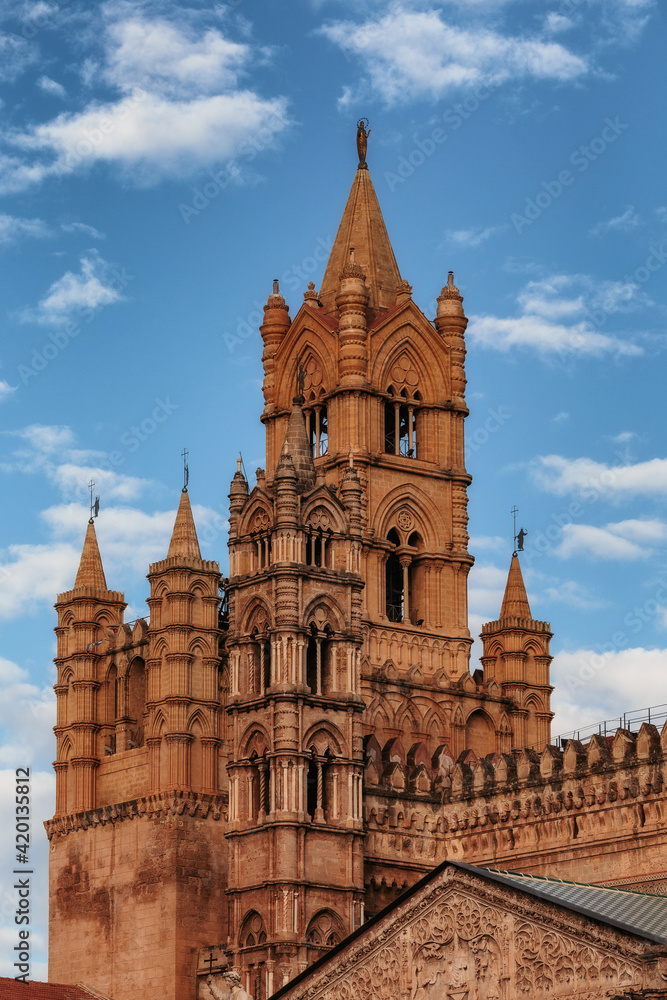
[384, 386, 418, 458]
[305, 403, 328, 458]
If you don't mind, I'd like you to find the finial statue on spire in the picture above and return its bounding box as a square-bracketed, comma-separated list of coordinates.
[511, 505, 528, 554]
[356, 118, 371, 169]
[181, 447, 189, 493]
[88, 479, 100, 524]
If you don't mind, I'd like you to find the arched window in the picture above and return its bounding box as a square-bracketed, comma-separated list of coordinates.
[385, 529, 406, 623]
[384, 387, 418, 458]
[306, 624, 330, 694]
[240, 910, 268, 950]
[466, 710, 496, 756]
[306, 403, 328, 458]
[306, 910, 345, 953]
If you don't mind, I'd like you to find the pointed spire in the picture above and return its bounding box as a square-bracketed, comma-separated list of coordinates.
[167, 489, 202, 561]
[279, 399, 316, 492]
[499, 554, 532, 620]
[74, 519, 108, 592]
[319, 165, 402, 317]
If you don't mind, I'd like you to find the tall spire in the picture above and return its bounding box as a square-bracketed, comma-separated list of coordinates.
[167, 488, 202, 560]
[74, 519, 108, 592]
[499, 553, 532, 620]
[318, 137, 402, 316]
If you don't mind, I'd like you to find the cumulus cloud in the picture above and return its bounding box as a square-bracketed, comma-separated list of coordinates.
[0, 32, 38, 82]
[0, 12, 290, 191]
[318, 6, 589, 106]
[532, 454, 667, 499]
[18, 251, 125, 325]
[551, 646, 667, 738]
[0, 213, 52, 244]
[589, 205, 643, 237]
[0, 379, 16, 401]
[553, 519, 667, 561]
[468, 273, 644, 358]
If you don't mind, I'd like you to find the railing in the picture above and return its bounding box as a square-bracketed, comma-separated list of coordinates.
[552, 703, 667, 748]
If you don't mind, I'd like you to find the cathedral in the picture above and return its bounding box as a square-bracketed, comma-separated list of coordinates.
[46, 128, 667, 1000]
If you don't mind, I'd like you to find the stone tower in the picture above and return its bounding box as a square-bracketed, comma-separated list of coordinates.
[47, 496, 228, 1000]
[480, 553, 553, 751]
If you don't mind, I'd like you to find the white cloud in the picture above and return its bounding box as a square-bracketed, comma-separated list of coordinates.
[552, 411, 570, 424]
[532, 454, 667, 499]
[469, 535, 506, 552]
[318, 6, 589, 106]
[19, 251, 124, 325]
[544, 13, 573, 34]
[0, 379, 17, 402]
[611, 430, 637, 444]
[551, 646, 667, 739]
[1, 88, 289, 190]
[656, 206, 667, 224]
[0, 213, 52, 244]
[37, 74, 66, 98]
[444, 225, 505, 248]
[555, 523, 650, 560]
[0, 13, 290, 191]
[61, 220, 105, 239]
[468, 273, 644, 358]
[589, 205, 642, 237]
[103, 15, 251, 98]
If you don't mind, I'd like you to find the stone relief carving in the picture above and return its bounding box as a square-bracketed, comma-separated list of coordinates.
[288, 883, 643, 1000]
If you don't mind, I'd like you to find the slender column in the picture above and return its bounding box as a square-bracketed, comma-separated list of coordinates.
[315, 407, 321, 458]
[316, 638, 322, 695]
[259, 763, 267, 820]
[394, 402, 400, 455]
[400, 555, 411, 622]
[315, 761, 324, 823]
[408, 405, 414, 454]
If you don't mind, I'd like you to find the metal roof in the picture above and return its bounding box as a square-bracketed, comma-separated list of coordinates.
[474, 866, 667, 944]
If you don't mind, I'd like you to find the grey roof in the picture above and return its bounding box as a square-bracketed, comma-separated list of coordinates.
[469, 865, 667, 945]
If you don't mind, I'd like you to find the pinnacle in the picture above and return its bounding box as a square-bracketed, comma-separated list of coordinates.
[73, 519, 108, 592]
[167, 489, 202, 561]
[319, 165, 402, 317]
[279, 400, 316, 492]
[499, 553, 533, 620]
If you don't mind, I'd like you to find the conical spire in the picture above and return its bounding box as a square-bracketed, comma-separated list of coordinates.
[279, 399, 316, 492]
[74, 519, 108, 592]
[167, 489, 202, 560]
[499, 554, 532, 620]
[319, 165, 402, 317]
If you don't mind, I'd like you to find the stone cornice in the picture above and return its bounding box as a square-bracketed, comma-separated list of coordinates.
[44, 789, 228, 840]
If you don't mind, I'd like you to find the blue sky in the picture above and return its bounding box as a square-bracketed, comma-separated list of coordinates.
[0, 0, 665, 977]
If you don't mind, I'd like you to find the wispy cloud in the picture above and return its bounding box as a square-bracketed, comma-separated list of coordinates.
[443, 225, 506, 248]
[18, 250, 124, 325]
[589, 205, 642, 237]
[37, 75, 66, 98]
[467, 272, 645, 358]
[0, 213, 52, 245]
[318, 7, 589, 106]
[61, 221, 105, 239]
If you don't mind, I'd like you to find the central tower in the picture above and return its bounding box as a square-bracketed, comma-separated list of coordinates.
[223, 128, 478, 989]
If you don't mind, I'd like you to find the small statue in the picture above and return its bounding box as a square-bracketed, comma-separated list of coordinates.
[206, 971, 252, 1000]
[356, 118, 371, 167]
[516, 528, 527, 551]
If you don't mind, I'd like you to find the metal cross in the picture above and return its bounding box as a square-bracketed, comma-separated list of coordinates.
[511, 505, 519, 552]
[182, 448, 189, 491]
[204, 953, 216, 974]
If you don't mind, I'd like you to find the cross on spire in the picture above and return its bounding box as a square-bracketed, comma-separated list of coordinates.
[182, 448, 189, 493]
[89, 480, 100, 524]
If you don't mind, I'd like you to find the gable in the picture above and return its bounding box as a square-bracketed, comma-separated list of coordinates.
[271, 865, 662, 1000]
